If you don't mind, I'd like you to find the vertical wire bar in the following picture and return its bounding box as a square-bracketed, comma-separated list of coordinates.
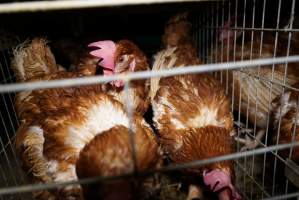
[210, 3, 214, 64]
[0, 64, 17, 140]
[207, 7, 209, 62]
[203, 7, 206, 61]
[0, 163, 8, 200]
[0, 163, 9, 187]
[196, 13, 199, 54]
[0, 95, 25, 184]
[233, 0, 238, 148]
[198, 9, 203, 58]
[278, 0, 296, 195]
[0, 60, 17, 134]
[194, 12, 198, 53]
[0, 95, 21, 148]
[239, 0, 247, 196]
[202, 7, 205, 61]
[1, 50, 19, 127]
[215, 1, 219, 78]
[204, 4, 207, 62]
[225, 0, 231, 95]
[1, 93, 16, 133]
[205, 4, 211, 63]
[0, 116, 18, 187]
[285, 94, 299, 195]
[271, 0, 283, 196]
[220, 0, 225, 83]
[198, 13, 201, 55]
[258, 0, 269, 198]
[284, 0, 297, 194]
[248, 1, 258, 199]
[202, 7, 205, 58]
[0, 112, 24, 186]
[0, 51, 25, 184]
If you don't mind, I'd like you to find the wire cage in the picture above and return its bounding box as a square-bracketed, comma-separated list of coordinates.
[0, 0, 299, 199]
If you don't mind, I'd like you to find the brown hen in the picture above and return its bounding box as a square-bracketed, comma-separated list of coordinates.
[151, 13, 240, 200]
[152, 73, 240, 200]
[12, 38, 158, 200]
[76, 123, 161, 200]
[213, 17, 299, 151]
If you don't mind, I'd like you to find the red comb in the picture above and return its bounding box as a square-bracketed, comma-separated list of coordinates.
[88, 40, 116, 70]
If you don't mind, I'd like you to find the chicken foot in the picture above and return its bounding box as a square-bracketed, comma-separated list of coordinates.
[235, 129, 265, 151]
[186, 184, 203, 200]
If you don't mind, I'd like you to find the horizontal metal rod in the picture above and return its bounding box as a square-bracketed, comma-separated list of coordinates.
[161, 142, 299, 172]
[0, 0, 219, 14]
[263, 191, 299, 200]
[0, 142, 297, 196]
[1, 56, 299, 93]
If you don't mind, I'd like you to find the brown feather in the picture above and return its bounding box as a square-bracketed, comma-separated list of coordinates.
[271, 82, 299, 161]
[213, 35, 299, 129]
[76, 123, 160, 200]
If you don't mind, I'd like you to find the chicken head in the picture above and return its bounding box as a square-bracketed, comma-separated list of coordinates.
[203, 169, 241, 200]
[88, 40, 139, 88]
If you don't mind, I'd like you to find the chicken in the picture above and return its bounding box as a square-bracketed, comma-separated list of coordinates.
[87, 39, 151, 115]
[12, 38, 159, 200]
[271, 82, 299, 161]
[150, 12, 200, 102]
[29, 38, 150, 115]
[151, 13, 240, 200]
[76, 122, 161, 200]
[213, 17, 299, 151]
[152, 74, 241, 200]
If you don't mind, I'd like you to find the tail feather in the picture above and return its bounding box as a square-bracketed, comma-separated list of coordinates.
[11, 38, 58, 82]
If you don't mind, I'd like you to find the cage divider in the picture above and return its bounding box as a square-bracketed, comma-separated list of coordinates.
[1, 51, 19, 128]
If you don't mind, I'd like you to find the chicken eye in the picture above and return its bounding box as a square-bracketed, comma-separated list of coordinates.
[119, 57, 124, 62]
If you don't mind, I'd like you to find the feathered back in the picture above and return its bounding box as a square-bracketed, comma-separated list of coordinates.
[153, 74, 233, 133]
[11, 38, 58, 82]
[151, 12, 200, 102]
[76, 123, 160, 200]
[162, 125, 234, 176]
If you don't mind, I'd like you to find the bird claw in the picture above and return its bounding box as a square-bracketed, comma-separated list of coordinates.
[186, 184, 202, 200]
[239, 135, 259, 151]
[238, 129, 265, 151]
[234, 122, 253, 134]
